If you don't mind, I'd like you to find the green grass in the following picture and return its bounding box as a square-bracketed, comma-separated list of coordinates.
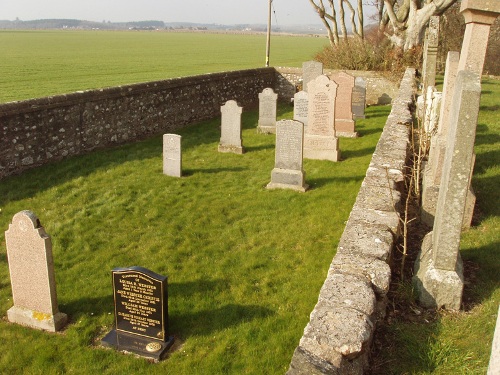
[0, 103, 388, 374]
[373, 77, 500, 374]
[0, 30, 328, 103]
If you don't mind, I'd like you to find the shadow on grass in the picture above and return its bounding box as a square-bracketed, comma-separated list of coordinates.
[307, 175, 364, 189]
[171, 303, 275, 337]
[244, 144, 275, 152]
[183, 167, 247, 176]
[341, 146, 378, 160]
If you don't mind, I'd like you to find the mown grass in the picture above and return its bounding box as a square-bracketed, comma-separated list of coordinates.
[0, 30, 328, 103]
[373, 77, 500, 374]
[0, 103, 388, 373]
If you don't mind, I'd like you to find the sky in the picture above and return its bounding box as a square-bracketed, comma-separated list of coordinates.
[1, 0, 324, 26]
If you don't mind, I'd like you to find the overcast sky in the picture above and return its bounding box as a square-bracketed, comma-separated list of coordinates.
[2, 0, 324, 26]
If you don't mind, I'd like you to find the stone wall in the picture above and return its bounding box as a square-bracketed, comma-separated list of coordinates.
[287, 68, 416, 374]
[275, 67, 398, 105]
[0, 68, 277, 180]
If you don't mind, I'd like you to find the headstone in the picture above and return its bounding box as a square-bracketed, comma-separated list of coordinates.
[422, 52, 460, 227]
[163, 134, 182, 177]
[413, 70, 481, 310]
[330, 72, 357, 137]
[458, 0, 500, 76]
[5, 210, 67, 332]
[267, 120, 308, 192]
[257, 88, 278, 134]
[101, 266, 174, 361]
[293, 91, 309, 127]
[352, 77, 366, 120]
[304, 75, 340, 162]
[422, 16, 440, 90]
[487, 305, 500, 375]
[302, 61, 323, 92]
[218, 100, 244, 154]
[423, 86, 442, 134]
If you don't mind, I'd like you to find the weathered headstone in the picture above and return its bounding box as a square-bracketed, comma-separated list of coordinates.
[163, 134, 182, 177]
[330, 72, 357, 137]
[267, 120, 308, 192]
[218, 100, 244, 154]
[101, 266, 174, 361]
[488, 305, 500, 375]
[423, 86, 442, 134]
[257, 88, 278, 134]
[5, 210, 67, 332]
[352, 77, 366, 120]
[422, 16, 440, 90]
[293, 91, 309, 127]
[422, 52, 460, 227]
[304, 75, 340, 162]
[413, 70, 481, 310]
[302, 60, 323, 92]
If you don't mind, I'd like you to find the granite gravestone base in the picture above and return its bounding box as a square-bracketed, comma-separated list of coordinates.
[101, 266, 174, 361]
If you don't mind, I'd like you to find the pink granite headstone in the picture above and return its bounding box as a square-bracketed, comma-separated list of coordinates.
[5, 210, 67, 332]
[330, 72, 357, 138]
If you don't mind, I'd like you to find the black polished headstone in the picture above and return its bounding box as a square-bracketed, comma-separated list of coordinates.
[101, 266, 174, 361]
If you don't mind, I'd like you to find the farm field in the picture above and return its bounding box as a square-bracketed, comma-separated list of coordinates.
[0, 30, 328, 103]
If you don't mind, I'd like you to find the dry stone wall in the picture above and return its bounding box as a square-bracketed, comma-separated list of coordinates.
[287, 68, 416, 374]
[0, 68, 276, 180]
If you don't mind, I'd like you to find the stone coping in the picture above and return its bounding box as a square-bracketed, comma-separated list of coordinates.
[287, 68, 416, 374]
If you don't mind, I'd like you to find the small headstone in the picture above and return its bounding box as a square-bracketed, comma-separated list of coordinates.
[304, 75, 340, 162]
[302, 61, 323, 92]
[5, 210, 67, 332]
[293, 91, 309, 127]
[267, 120, 308, 192]
[352, 77, 366, 120]
[163, 134, 182, 177]
[257, 88, 278, 134]
[218, 100, 244, 154]
[330, 72, 357, 137]
[101, 266, 174, 361]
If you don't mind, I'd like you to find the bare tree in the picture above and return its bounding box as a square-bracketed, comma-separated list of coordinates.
[379, 0, 458, 50]
[308, 0, 364, 47]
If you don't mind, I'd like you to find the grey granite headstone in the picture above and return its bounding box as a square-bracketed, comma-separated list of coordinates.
[5, 210, 67, 332]
[413, 70, 481, 310]
[422, 16, 440, 90]
[293, 91, 309, 127]
[267, 120, 308, 192]
[257, 88, 278, 134]
[218, 100, 244, 154]
[352, 77, 366, 120]
[304, 75, 340, 162]
[163, 134, 182, 177]
[330, 71, 357, 138]
[302, 61, 323, 93]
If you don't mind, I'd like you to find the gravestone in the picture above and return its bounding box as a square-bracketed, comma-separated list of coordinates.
[302, 60, 323, 92]
[267, 120, 308, 192]
[257, 88, 278, 134]
[352, 77, 366, 120]
[422, 16, 440, 90]
[413, 70, 481, 310]
[488, 305, 500, 375]
[218, 100, 244, 154]
[293, 91, 309, 127]
[5, 210, 67, 332]
[304, 75, 340, 162]
[101, 266, 174, 361]
[330, 72, 357, 137]
[163, 134, 182, 177]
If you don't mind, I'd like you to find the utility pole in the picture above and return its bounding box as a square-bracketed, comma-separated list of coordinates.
[265, 0, 272, 67]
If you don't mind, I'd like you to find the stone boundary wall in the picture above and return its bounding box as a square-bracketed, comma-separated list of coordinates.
[0, 68, 279, 180]
[287, 68, 416, 374]
[275, 67, 398, 105]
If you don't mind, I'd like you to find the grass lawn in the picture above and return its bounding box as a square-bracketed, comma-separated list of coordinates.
[0, 30, 328, 103]
[0, 104, 388, 373]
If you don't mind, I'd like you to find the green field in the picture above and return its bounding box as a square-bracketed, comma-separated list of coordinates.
[0, 30, 328, 103]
